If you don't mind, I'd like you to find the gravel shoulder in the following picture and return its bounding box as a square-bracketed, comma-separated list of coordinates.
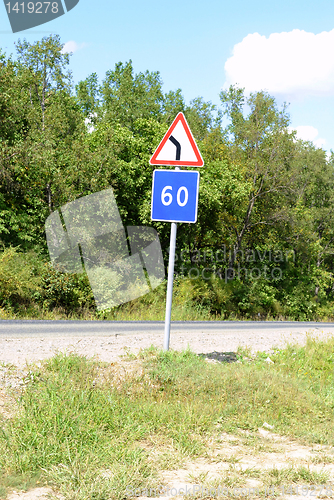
[1, 326, 334, 368]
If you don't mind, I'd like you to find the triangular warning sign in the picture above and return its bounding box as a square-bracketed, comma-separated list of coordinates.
[150, 112, 204, 167]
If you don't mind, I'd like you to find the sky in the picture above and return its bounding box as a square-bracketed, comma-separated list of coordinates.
[1, 0, 334, 152]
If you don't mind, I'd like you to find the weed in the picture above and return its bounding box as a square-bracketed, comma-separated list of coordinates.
[265, 466, 330, 485]
[223, 456, 241, 464]
[310, 454, 334, 464]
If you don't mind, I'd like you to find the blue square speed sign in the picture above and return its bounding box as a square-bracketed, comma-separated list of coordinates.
[151, 170, 200, 223]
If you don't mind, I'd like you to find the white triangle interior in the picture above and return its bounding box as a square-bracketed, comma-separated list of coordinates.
[156, 121, 198, 163]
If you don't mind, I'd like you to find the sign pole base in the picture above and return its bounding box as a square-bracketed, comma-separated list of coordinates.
[164, 220, 177, 351]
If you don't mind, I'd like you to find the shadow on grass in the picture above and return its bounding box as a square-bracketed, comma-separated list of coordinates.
[198, 351, 238, 363]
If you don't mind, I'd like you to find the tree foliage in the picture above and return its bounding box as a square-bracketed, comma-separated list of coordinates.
[1, 35, 334, 319]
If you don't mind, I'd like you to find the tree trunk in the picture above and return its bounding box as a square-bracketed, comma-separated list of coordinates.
[226, 197, 255, 280]
[46, 183, 52, 214]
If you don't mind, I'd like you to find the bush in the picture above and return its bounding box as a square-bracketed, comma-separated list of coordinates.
[0, 246, 95, 316]
[0, 246, 43, 309]
[282, 283, 318, 320]
[39, 262, 95, 312]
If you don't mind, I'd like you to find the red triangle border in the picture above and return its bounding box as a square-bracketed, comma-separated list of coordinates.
[149, 112, 204, 167]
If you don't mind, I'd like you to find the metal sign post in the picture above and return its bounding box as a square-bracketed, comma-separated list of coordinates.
[164, 217, 178, 350]
[150, 113, 203, 351]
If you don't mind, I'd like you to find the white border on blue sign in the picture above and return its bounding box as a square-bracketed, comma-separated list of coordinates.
[151, 169, 200, 223]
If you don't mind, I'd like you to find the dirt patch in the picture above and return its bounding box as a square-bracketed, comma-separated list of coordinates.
[6, 487, 63, 500]
[0, 388, 18, 420]
[135, 430, 334, 500]
[4, 431, 334, 500]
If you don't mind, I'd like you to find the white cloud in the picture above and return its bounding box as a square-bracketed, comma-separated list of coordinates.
[290, 125, 318, 141]
[314, 137, 327, 148]
[61, 41, 87, 54]
[288, 125, 326, 148]
[224, 29, 334, 98]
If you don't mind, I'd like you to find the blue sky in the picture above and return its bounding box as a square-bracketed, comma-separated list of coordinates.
[1, 0, 334, 152]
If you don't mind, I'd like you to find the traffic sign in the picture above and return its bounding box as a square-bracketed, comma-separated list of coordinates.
[151, 170, 200, 223]
[150, 113, 204, 167]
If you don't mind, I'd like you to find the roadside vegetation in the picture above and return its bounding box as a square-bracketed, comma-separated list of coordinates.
[0, 335, 333, 498]
[1, 36, 334, 320]
[2, 246, 334, 321]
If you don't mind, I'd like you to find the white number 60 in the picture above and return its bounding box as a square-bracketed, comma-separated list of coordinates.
[161, 185, 189, 207]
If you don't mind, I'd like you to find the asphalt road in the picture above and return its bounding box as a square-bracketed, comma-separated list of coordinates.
[1, 320, 334, 338]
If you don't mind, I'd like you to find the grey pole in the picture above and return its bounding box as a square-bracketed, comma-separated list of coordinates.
[163, 166, 180, 351]
[164, 220, 177, 351]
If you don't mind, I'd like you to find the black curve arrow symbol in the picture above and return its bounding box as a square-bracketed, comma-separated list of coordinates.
[169, 135, 181, 161]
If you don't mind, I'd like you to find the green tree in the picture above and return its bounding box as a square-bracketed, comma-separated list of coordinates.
[0, 36, 85, 251]
[219, 86, 296, 277]
[101, 61, 164, 130]
[185, 96, 220, 141]
[162, 89, 185, 124]
[15, 35, 72, 131]
[75, 72, 100, 118]
[285, 141, 334, 299]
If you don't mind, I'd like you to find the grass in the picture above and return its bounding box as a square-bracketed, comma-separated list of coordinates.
[264, 466, 330, 485]
[0, 336, 333, 498]
[311, 453, 334, 464]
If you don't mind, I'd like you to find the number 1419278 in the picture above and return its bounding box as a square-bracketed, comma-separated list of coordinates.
[5, 1, 59, 13]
